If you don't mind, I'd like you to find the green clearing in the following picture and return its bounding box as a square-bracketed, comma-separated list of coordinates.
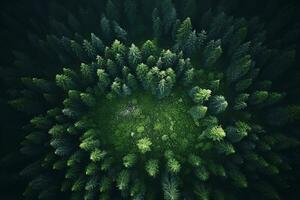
[87, 89, 198, 158]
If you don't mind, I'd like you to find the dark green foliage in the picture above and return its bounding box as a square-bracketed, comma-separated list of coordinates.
[106, 0, 119, 21]
[128, 44, 142, 69]
[227, 55, 252, 83]
[175, 18, 200, 56]
[141, 40, 157, 59]
[189, 105, 207, 120]
[176, 18, 192, 45]
[100, 15, 111, 42]
[1, 1, 299, 200]
[152, 8, 162, 40]
[91, 33, 105, 53]
[202, 39, 223, 68]
[113, 21, 128, 41]
[189, 86, 211, 104]
[162, 175, 179, 200]
[208, 95, 228, 114]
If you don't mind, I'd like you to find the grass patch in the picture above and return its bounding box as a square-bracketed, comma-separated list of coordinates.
[87, 89, 198, 158]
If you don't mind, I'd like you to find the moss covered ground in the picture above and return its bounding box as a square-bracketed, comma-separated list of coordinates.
[87, 89, 198, 158]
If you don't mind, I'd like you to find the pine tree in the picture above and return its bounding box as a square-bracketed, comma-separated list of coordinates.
[56, 74, 76, 90]
[111, 39, 126, 56]
[22, 77, 54, 93]
[123, 154, 136, 168]
[126, 73, 137, 90]
[226, 55, 252, 83]
[70, 40, 83, 59]
[90, 33, 104, 53]
[217, 141, 235, 155]
[80, 93, 96, 107]
[141, 40, 157, 59]
[136, 63, 149, 83]
[97, 69, 110, 89]
[189, 86, 212, 104]
[197, 30, 207, 50]
[116, 170, 130, 191]
[161, 0, 177, 34]
[208, 12, 227, 39]
[208, 95, 228, 114]
[83, 40, 96, 59]
[167, 158, 181, 174]
[90, 149, 106, 162]
[161, 50, 177, 67]
[85, 162, 97, 175]
[106, 59, 117, 76]
[137, 138, 152, 154]
[80, 63, 96, 84]
[80, 137, 100, 151]
[189, 105, 207, 121]
[113, 21, 128, 41]
[162, 175, 179, 200]
[226, 121, 250, 142]
[176, 18, 192, 47]
[233, 93, 249, 110]
[122, 84, 132, 96]
[202, 126, 226, 142]
[100, 15, 111, 42]
[145, 159, 159, 177]
[227, 166, 247, 188]
[183, 67, 195, 86]
[158, 79, 167, 98]
[152, 8, 162, 40]
[184, 30, 198, 56]
[235, 78, 252, 91]
[128, 44, 142, 69]
[228, 27, 248, 55]
[250, 91, 269, 105]
[146, 55, 156, 67]
[171, 19, 181, 41]
[265, 92, 285, 106]
[202, 40, 223, 68]
[111, 80, 122, 95]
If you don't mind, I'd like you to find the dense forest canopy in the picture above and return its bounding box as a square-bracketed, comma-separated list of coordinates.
[0, 0, 300, 199]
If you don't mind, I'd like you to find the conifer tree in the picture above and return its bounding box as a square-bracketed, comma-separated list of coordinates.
[91, 33, 104, 53]
[208, 95, 228, 114]
[227, 55, 252, 83]
[56, 74, 76, 91]
[162, 175, 179, 200]
[141, 40, 157, 59]
[145, 159, 159, 177]
[202, 40, 223, 68]
[189, 86, 212, 104]
[189, 105, 207, 121]
[128, 44, 142, 69]
[152, 8, 162, 40]
[100, 15, 111, 42]
[161, 0, 177, 34]
[113, 21, 128, 41]
[176, 18, 192, 48]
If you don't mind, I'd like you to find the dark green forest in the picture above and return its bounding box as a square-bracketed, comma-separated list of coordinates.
[0, 0, 300, 199]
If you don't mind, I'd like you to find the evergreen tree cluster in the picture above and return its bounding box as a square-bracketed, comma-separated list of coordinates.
[0, 0, 300, 200]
